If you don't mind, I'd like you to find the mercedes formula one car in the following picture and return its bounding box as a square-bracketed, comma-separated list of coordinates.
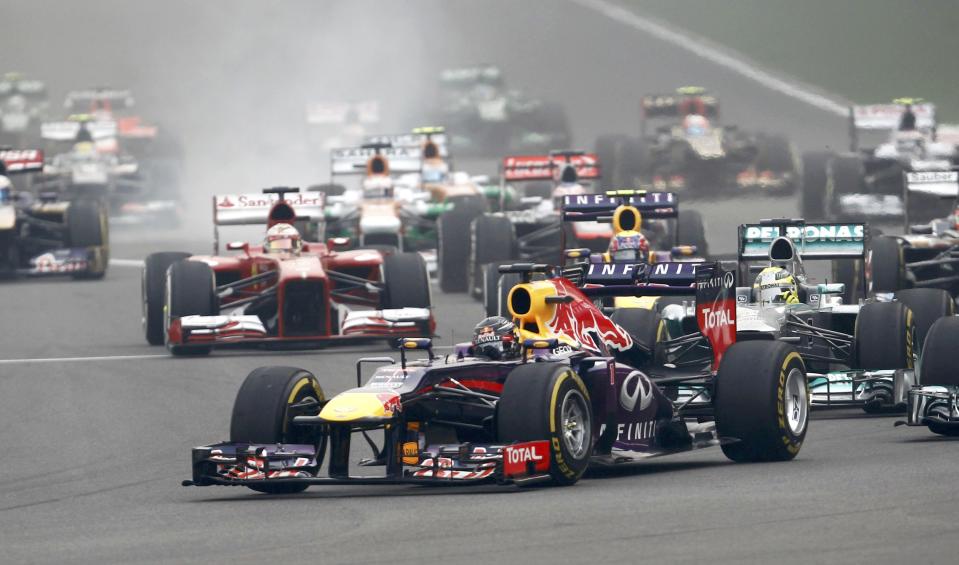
[0, 72, 47, 146]
[802, 99, 958, 222]
[184, 260, 811, 493]
[0, 149, 109, 279]
[141, 187, 434, 356]
[434, 64, 571, 156]
[596, 87, 796, 195]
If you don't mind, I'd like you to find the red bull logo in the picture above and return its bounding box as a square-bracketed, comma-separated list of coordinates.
[546, 279, 633, 352]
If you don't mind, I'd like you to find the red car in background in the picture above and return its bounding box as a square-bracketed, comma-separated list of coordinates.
[142, 187, 433, 355]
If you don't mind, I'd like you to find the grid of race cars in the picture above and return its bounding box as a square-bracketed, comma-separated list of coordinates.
[4, 68, 959, 492]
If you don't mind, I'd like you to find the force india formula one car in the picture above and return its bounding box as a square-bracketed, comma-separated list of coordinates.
[596, 87, 797, 195]
[0, 149, 109, 279]
[184, 260, 812, 492]
[434, 64, 571, 156]
[802, 99, 959, 223]
[141, 187, 434, 356]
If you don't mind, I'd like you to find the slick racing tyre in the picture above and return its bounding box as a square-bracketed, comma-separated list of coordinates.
[869, 236, 906, 293]
[438, 206, 479, 293]
[498, 363, 592, 486]
[231, 367, 327, 494]
[755, 133, 796, 181]
[854, 302, 914, 371]
[826, 155, 864, 219]
[831, 258, 864, 304]
[610, 307, 664, 366]
[801, 151, 831, 220]
[142, 251, 190, 345]
[676, 209, 708, 257]
[165, 259, 218, 356]
[381, 252, 431, 309]
[67, 200, 109, 280]
[596, 134, 630, 188]
[916, 317, 959, 436]
[895, 288, 955, 349]
[470, 214, 517, 300]
[715, 341, 808, 462]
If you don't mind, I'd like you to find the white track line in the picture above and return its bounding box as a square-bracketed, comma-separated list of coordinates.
[110, 258, 144, 268]
[0, 354, 168, 365]
[570, 0, 848, 116]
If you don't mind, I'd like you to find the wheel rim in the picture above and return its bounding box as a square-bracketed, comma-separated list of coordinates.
[560, 389, 589, 459]
[784, 367, 808, 435]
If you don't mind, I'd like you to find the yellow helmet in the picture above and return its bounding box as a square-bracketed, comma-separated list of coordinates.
[753, 266, 799, 305]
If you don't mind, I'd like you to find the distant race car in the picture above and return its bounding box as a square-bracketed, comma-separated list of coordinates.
[802, 99, 959, 223]
[596, 87, 797, 195]
[0, 72, 47, 146]
[0, 149, 109, 279]
[141, 187, 434, 356]
[305, 100, 379, 153]
[434, 64, 571, 156]
[183, 261, 811, 493]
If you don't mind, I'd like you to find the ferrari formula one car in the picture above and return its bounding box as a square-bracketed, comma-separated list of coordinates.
[141, 187, 434, 356]
[184, 260, 811, 493]
[596, 87, 796, 195]
[0, 149, 109, 279]
[802, 99, 958, 222]
[434, 64, 571, 156]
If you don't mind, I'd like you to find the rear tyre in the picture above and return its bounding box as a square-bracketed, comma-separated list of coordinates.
[381, 252, 431, 309]
[895, 288, 955, 350]
[869, 236, 906, 293]
[142, 251, 190, 345]
[827, 155, 864, 219]
[230, 366, 327, 494]
[831, 259, 864, 304]
[801, 151, 831, 220]
[470, 214, 517, 299]
[676, 209, 708, 257]
[497, 363, 592, 486]
[854, 302, 914, 371]
[165, 259, 218, 356]
[595, 134, 629, 188]
[610, 307, 663, 366]
[715, 341, 808, 462]
[438, 207, 477, 292]
[67, 200, 109, 280]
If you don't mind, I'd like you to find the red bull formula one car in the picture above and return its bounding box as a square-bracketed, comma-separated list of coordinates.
[141, 187, 434, 356]
[184, 260, 810, 492]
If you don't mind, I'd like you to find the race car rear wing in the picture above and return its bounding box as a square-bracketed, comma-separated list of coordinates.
[41, 119, 117, 141]
[330, 145, 423, 175]
[0, 79, 46, 97]
[0, 149, 44, 174]
[641, 91, 719, 133]
[904, 170, 959, 198]
[581, 260, 696, 288]
[738, 220, 867, 261]
[364, 128, 449, 158]
[306, 101, 379, 125]
[561, 191, 679, 222]
[213, 190, 325, 227]
[849, 103, 936, 151]
[64, 89, 135, 111]
[501, 152, 600, 182]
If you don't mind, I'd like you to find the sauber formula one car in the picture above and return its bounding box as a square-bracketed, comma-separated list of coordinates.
[141, 187, 434, 356]
[0, 72, 47, 146]
[596, 87, 796, 195]
[435, 64, 571, 156]
[0, 149, 109, 279]
[802, 99, 958, 222]
[184, 260, 811, 493]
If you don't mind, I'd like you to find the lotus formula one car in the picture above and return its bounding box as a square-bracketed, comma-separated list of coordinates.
[596, 87, 796, 195]
[802, 99, 958, 222]
[0, 149, 109, 279]
[184, 259, 811, 493]
[141, 187, 434, 356]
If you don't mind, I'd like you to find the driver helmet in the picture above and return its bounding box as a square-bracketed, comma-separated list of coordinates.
[264, 222, 302, 255]
[753, 266, 799, 305]
[683, 114, 710, 137]
[607, 230, 650, 263]
[472, 316, 518, 360]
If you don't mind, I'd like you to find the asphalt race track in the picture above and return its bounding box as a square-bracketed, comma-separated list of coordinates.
[1, 2, 956, 564]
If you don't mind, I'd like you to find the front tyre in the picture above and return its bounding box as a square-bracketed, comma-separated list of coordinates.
[142, 251, 190, 345]
[231, 367, 327, 494]
[497, 363, 592, 486]
[715, 341, 808, 462]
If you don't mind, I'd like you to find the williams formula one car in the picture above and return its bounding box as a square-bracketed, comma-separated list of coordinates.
[141, 187, 434, 356]
[185, 260, 811, 493]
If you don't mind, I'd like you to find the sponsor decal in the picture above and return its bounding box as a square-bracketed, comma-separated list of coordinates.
[617, 420, 657, 442]
[619, 371, 653, 412]
[547, 281, 633, 352]
[401, 441, 419, 465]
[696, 265, 737, 369]
[743, 224, 864, 242]
[502, 440, 550, 478]
[215, 193, 324, 210]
